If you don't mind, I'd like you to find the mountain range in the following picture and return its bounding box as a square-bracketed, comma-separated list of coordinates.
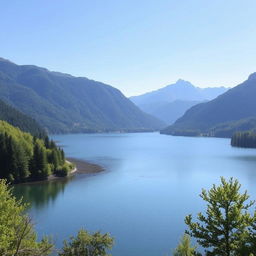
[162, 73, 256, 137]
[0, 58, 164, 133]
[130, 79, 228, 124]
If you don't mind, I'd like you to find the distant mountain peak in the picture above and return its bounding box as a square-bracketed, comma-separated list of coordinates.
[248, 72, 256, 81]
[176, 79, 189, 84]
[162, 71, 256, 138]
[171, 79, 194, 88]
[0, 57, 13, 63]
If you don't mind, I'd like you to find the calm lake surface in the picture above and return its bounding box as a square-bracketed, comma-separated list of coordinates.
[14, 133, 256, 255]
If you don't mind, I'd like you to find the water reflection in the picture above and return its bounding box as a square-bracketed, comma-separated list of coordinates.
[13, 177, 73, 210]
[12, 133, 256, 256]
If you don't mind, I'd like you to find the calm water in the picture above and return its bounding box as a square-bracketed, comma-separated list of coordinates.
[14, 133, 256, 255]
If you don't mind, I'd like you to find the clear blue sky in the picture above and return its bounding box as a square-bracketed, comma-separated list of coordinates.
[1, 0, 256, 96]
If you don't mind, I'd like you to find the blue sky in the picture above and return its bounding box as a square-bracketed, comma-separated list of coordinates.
[1, 0, 256, 96]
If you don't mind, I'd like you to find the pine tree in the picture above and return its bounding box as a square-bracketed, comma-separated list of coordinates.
[59, 229, 113, 256]
[0, 133, 8, 179]
[31, 140, 50, 180]
[0, 121, 70, 183]
[173, 234, 200, 256]
[185, 177, 254, 256]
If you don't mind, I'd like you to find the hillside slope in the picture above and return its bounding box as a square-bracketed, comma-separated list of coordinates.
[0, 58, 164, 133]
[162, 73, 256, 137]
[0, 99, 46, 137]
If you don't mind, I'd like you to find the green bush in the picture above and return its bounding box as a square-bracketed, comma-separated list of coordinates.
[0, 180, 53, 255]
[54, 163, 73, 177]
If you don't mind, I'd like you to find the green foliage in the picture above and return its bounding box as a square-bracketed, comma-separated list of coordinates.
[0, 121, 68, 183]
[30, 139, 50, 180]
[231, 131, 256, 148]
[173, 234, 200, 256]
[58, 229, 114, 256]
[0, 179, 53, 255]
[185, 177, 255, 256]
[211, 118, 256, 138]
[55, 162, 73, 177]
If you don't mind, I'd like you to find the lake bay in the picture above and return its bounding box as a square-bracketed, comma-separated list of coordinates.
[14, 133, 256, 256]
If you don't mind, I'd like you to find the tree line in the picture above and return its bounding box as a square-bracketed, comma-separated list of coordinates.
[231, 131, 256, 148]
[0, 121, 73, 183]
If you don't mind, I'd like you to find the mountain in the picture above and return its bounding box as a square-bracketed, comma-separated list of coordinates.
[162, 73, 256, 137]
[0, 58, 164, 133]
[130, 79, 228, 124]
[0, 99, 46, 137]
[137, 100, 202, 125]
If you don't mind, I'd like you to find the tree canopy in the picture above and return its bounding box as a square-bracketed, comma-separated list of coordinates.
[58, 229, 114, 256]
[0, 121, 73, 183]
[0, 180, 53, 256]
[185, 177, 256, 256]
[173, 234, 199, 256]
[231, 131, 256, 148]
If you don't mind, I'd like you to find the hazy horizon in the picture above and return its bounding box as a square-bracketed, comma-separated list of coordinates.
[2, 0, 256, 96]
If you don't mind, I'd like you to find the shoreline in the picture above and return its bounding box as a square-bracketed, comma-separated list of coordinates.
[46, 157, 104, 181]
[66, 157, 104, 174]
[17, 158, 104, 185]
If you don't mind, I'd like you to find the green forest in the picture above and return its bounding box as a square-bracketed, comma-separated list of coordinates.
[231, 131, 256, 148]
[0, 121, 73, 183]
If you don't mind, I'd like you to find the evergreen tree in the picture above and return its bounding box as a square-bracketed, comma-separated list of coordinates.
[61, 149, 65, 163]
[58, 229, 113, 256]
[0, 121, 72, 183]
[0, 133, 8, 179]
[13, 141, 30, 182]
[31, 140, 50, 180]
[231, 131, 256, 148]
[44, 136, 50, 148]
[173, 234, 200, 256]
[185, 177, 254, 256]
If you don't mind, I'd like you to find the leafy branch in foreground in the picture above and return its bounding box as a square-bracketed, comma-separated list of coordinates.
[184, 177, 256, 256]
[0, 179, 53, 256]
[0, 178, 114, 256]
[173, 234, 201, 256]
[58, 229, 114, 256]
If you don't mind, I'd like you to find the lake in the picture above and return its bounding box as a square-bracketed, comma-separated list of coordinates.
[14, 133, 256, 255]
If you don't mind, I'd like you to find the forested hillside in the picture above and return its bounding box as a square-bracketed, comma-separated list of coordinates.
[0, 99, 46, 137]
[162, 73, 256, 137]
[0, 58, 164, 133]
[0, 121, 73, 183]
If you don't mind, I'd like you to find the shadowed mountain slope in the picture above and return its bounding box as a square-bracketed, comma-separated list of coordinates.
[0, 58, 164, 133]
[0, 99, 46, 137]
[162, 73, 256, 137]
